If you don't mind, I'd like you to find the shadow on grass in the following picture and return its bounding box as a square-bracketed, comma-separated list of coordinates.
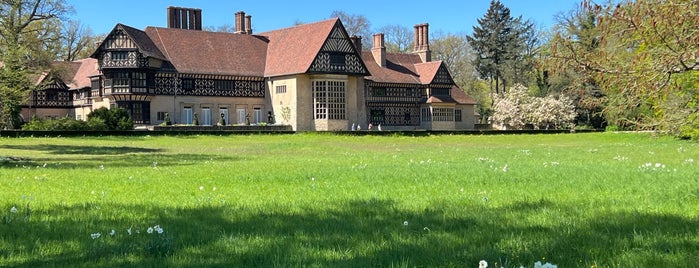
[2, 198, 698, 267]
[0, 144, 164, 155]
[0, 144, 240, 169]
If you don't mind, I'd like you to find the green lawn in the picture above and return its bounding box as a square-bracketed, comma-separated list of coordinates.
[0, 132, 697, 267]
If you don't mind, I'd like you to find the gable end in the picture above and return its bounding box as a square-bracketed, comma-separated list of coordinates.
[307, 21, 369, 75]
[433, 64, 454, 85]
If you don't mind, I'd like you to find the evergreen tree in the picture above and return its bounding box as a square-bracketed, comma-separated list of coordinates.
[467, 0, 531, 96]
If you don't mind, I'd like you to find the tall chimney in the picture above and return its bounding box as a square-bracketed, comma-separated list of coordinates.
[413, 23, 431, 62]
[350, 35, 362, 51]
[372, 33, 386, 67]
[167, 6, 202, 30]
[235, 11, 246, 34]
[245, 15, 252, 34]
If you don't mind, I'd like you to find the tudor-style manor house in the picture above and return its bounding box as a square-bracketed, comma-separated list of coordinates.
[22, 7, 476, 131]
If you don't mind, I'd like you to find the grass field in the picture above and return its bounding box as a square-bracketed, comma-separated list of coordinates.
[0, 132, 697, 267]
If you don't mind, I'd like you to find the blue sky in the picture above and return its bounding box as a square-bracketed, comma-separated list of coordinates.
[69, 0, 581, 35]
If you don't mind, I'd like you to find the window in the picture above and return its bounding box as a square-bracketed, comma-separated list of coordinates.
[133, 102, 143, 122]
[421, 107, 431, 122]
[330, 53, 345, 66]
[113, 72, 129, 87]
[431, 87, 450, 96]
[455, 109, 462, 122]
[237, 108, 246, 124]
[370, 109, 385, 124]
[312, 80, 346, 120]
[46, 90, 58, 101]
[372, 87, 386, 97]
[91, 77, 100, 90]
[433, 108, 454, 121]
[253, 108, 262, 124]
[157, 111, 168, 121]
[182, 107, 193, 124]
[111, 51, 129, 60]
[201, 108, 212, 125]
[214, 80, 233, 90]
[132, 72, 147, 88]
[182, 79, 195, 90]
[219, 108, 229, 125]
[275, 85, 287, 94]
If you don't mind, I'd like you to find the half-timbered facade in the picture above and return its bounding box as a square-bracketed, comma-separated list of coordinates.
[21, 6, 476, 131]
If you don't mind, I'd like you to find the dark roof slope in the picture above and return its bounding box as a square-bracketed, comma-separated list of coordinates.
[146, 27, 268, 76]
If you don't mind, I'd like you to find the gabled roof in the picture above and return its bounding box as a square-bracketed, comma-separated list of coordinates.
[145, 27, 269, 76]
[361, 51, 422, 84]
[260, 18, 339, 77]
[68, 58, 99, 89]
[414, 61, 444, 84]
[90, 24, 167, 61]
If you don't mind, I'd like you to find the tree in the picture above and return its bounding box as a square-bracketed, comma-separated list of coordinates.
[330, 11, 371, 49]
[0, 0, 70, 129]
[491, 84, 576, 129]
[59, 20, 96, 61]
[467, 0, 532, 96]
[551, 0, 699, 136]
[377, 24, 412, 52]
[548, 1, 607, 128]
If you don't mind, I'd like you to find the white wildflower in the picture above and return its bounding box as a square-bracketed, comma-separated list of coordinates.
[10, 206, 18, 213]
[199, 186, 204, 191]
[403, 221, 409, 226]
[147, 227, 154, 234]
[154, 225, 164, 234]
[127, 227, 132, 235]
[109, 229, 115, 236]
[479, 260, 488, 268]
[91, 233, 101, 239]
[502, 164, 508, 172]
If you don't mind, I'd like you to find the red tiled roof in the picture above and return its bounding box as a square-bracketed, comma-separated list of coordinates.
[450, 85, 477, 104]
[414, 61, 443, 84]
[145, 27, 268, 76]
[69, 58, 99, 89]
[33, 59, 99, 90]
[259, 19, 338, 77]
[361, 51, 422, 84]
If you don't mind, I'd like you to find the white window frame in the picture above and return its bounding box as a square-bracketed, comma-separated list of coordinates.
[182, 107, 193, 124]
[237, 108, 246, 124]
[312, 79, 346, 120]
[201, 107, 212, 125]
[219, 107, 229, 125]
[253, 107, 262, 124]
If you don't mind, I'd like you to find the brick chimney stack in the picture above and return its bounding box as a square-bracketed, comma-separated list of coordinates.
[350, 35, 362, 51]
[235, 11, 245, 33]
[372, 33, 386, 67]
[413, 23, 431, 62]
[245, 15, 252, 34]
[167, 6, 202, 30]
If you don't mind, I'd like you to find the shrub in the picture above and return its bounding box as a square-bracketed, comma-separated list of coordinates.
[88, 107, 133, 130]
[22, 116, 108, 131]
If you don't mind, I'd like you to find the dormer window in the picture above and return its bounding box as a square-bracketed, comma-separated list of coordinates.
[431, 87, 450, 96]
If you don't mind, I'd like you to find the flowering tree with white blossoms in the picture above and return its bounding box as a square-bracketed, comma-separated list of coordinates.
[491, 84, 532, 129]
[530, 94, 577, 129]
[491, 84, 576, 130]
